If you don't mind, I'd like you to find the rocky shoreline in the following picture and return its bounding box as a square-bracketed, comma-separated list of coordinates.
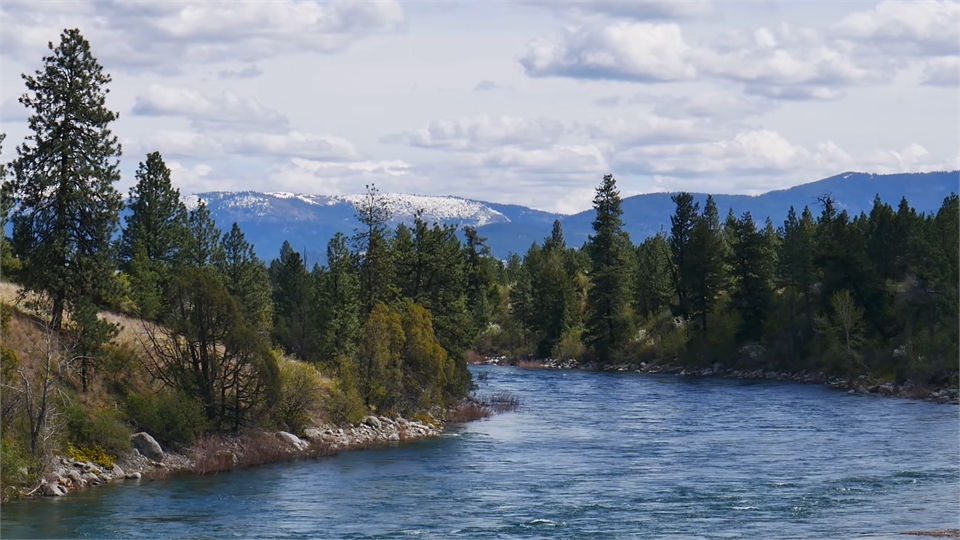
[35, 414, 444, 499]
[484, 355, 960, 405]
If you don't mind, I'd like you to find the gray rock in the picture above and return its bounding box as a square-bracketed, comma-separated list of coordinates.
[81, 472, 101, 486]
[276, 431, 308, 451]
[130, 432, 164, 462]
[111, 465, 124, 479]
[66, 470, 83, 485]
[125, 472, 142, 480]
[41, 482, 66, 497]
[363, 416, 382, 429]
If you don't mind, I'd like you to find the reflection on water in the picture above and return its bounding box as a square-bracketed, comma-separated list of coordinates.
[3, 366, 958, 539]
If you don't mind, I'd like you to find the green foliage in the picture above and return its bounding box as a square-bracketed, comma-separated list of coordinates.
[584, 174, 634, 363]
[275, 357, 326, 436]
[125, 390, 208, 446]
[66, 442, 114, 469]
[10, 28, 123, 331]
[323, 357, 367, 425]
[61, 399, 131, 457]
[1, 438, 38, 502]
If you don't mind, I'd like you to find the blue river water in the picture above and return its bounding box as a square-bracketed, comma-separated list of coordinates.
[2, 365, 958, 539]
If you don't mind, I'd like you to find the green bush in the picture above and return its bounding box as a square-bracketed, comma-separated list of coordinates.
[275, 357, 326, 436]
[1, 437, 38, 502]
[61, 400, 132, 457]
[125, 390, 208, 446]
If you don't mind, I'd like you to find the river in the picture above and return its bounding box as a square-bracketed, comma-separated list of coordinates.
[2, 365, 958, 539]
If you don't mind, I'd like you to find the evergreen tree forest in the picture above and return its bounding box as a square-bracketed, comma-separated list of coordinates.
[480, 183, 959, 391]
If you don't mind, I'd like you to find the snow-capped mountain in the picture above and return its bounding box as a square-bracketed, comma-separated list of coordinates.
[185, 190, 562, 261]
[180, 171, 957, 263]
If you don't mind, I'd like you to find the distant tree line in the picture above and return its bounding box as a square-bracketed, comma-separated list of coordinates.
[481, 178, 958, 387]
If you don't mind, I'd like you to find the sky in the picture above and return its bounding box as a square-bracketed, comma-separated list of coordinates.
[1, 0, 957, 214]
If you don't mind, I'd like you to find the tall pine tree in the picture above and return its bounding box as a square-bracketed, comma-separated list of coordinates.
[584, 174, 633, 363]
[10, 29, 123, 330]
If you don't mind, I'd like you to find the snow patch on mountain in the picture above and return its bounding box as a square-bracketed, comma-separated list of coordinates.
[338, 193, 509, 226]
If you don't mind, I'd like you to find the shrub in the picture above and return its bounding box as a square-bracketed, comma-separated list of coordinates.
[322, 358, 367, 425]
[0, 438, 38, 502]
[61, 399, 131, 457]
[125, 390, 208, 446]
[444, 401, 490, 423]
[66, 442, 114, 469]
[275, 357, 326, 436]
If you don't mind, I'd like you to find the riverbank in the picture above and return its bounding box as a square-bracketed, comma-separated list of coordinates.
[33, 412, 449, 499]
[481, 355, 960, 405]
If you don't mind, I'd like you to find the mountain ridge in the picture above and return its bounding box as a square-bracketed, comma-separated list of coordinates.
[187, 170, 958, 261]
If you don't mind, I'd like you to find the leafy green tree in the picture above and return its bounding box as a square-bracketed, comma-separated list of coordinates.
[142, 267, 279, 430]
[584, 174, 634, 363]
[9, 29, 123, 330]
[508, 261, 535, 346]
[357, 303, 404, 411]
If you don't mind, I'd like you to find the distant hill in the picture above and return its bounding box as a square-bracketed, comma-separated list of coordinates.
[163, 170, 958, 262]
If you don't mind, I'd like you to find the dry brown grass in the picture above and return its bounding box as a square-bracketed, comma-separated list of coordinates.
[444, 401, 491, 423]
[190, 430, 337, 475]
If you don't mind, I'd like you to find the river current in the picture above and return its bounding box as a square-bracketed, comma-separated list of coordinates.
[2, 365, 958, 539]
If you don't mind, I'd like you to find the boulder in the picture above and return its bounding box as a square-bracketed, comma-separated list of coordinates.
[125, 472, 142, 480]
[130, 432, 164, 462]
[110, 465, 124, 479]
[303, 427, 324, 442]
[363, 416, 382, 430]
[276, 431, 308, 451]
[65, 469, 83, 485]
[41, 482, 66, 497]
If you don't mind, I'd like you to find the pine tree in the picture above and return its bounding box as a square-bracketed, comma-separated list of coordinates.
[584, 174, 634, 363]
[668, 193, 700, 321]
[120, 152, 188, 317]
[354, 184, 395, 315]
[727, 212, 773, 342]
[634, 233, 673, 320]
[218, 223, 272, 333]
[10, 29, 123, 330]
[316, 233, 361, 363]
[269, 241, 315, 360]
[119, 152, 188, 272]
[184, 200, 224, 269]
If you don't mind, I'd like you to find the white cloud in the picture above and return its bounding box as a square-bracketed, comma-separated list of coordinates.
[132, 85, 289, 130]
[834, 0, 960, 56]
[265, 158, 415, 195]
[612, 129, 958, 193]
[471, 144, 608, 174]
[384, 115, 565, 150]
[518, 23, 697, 82]
[651, 92, 774, 119]
[518, 20, 887, 99]
[517, 0, 713, 20]
[218, 65, 264, 80]
[580, 114, 718, 144]
[0, 0, 405, 74]
[920, 56, 960, 86]
[135, 130, 360, 162]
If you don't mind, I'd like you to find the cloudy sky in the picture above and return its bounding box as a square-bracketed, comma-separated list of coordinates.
[1, 0, 957, 213]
